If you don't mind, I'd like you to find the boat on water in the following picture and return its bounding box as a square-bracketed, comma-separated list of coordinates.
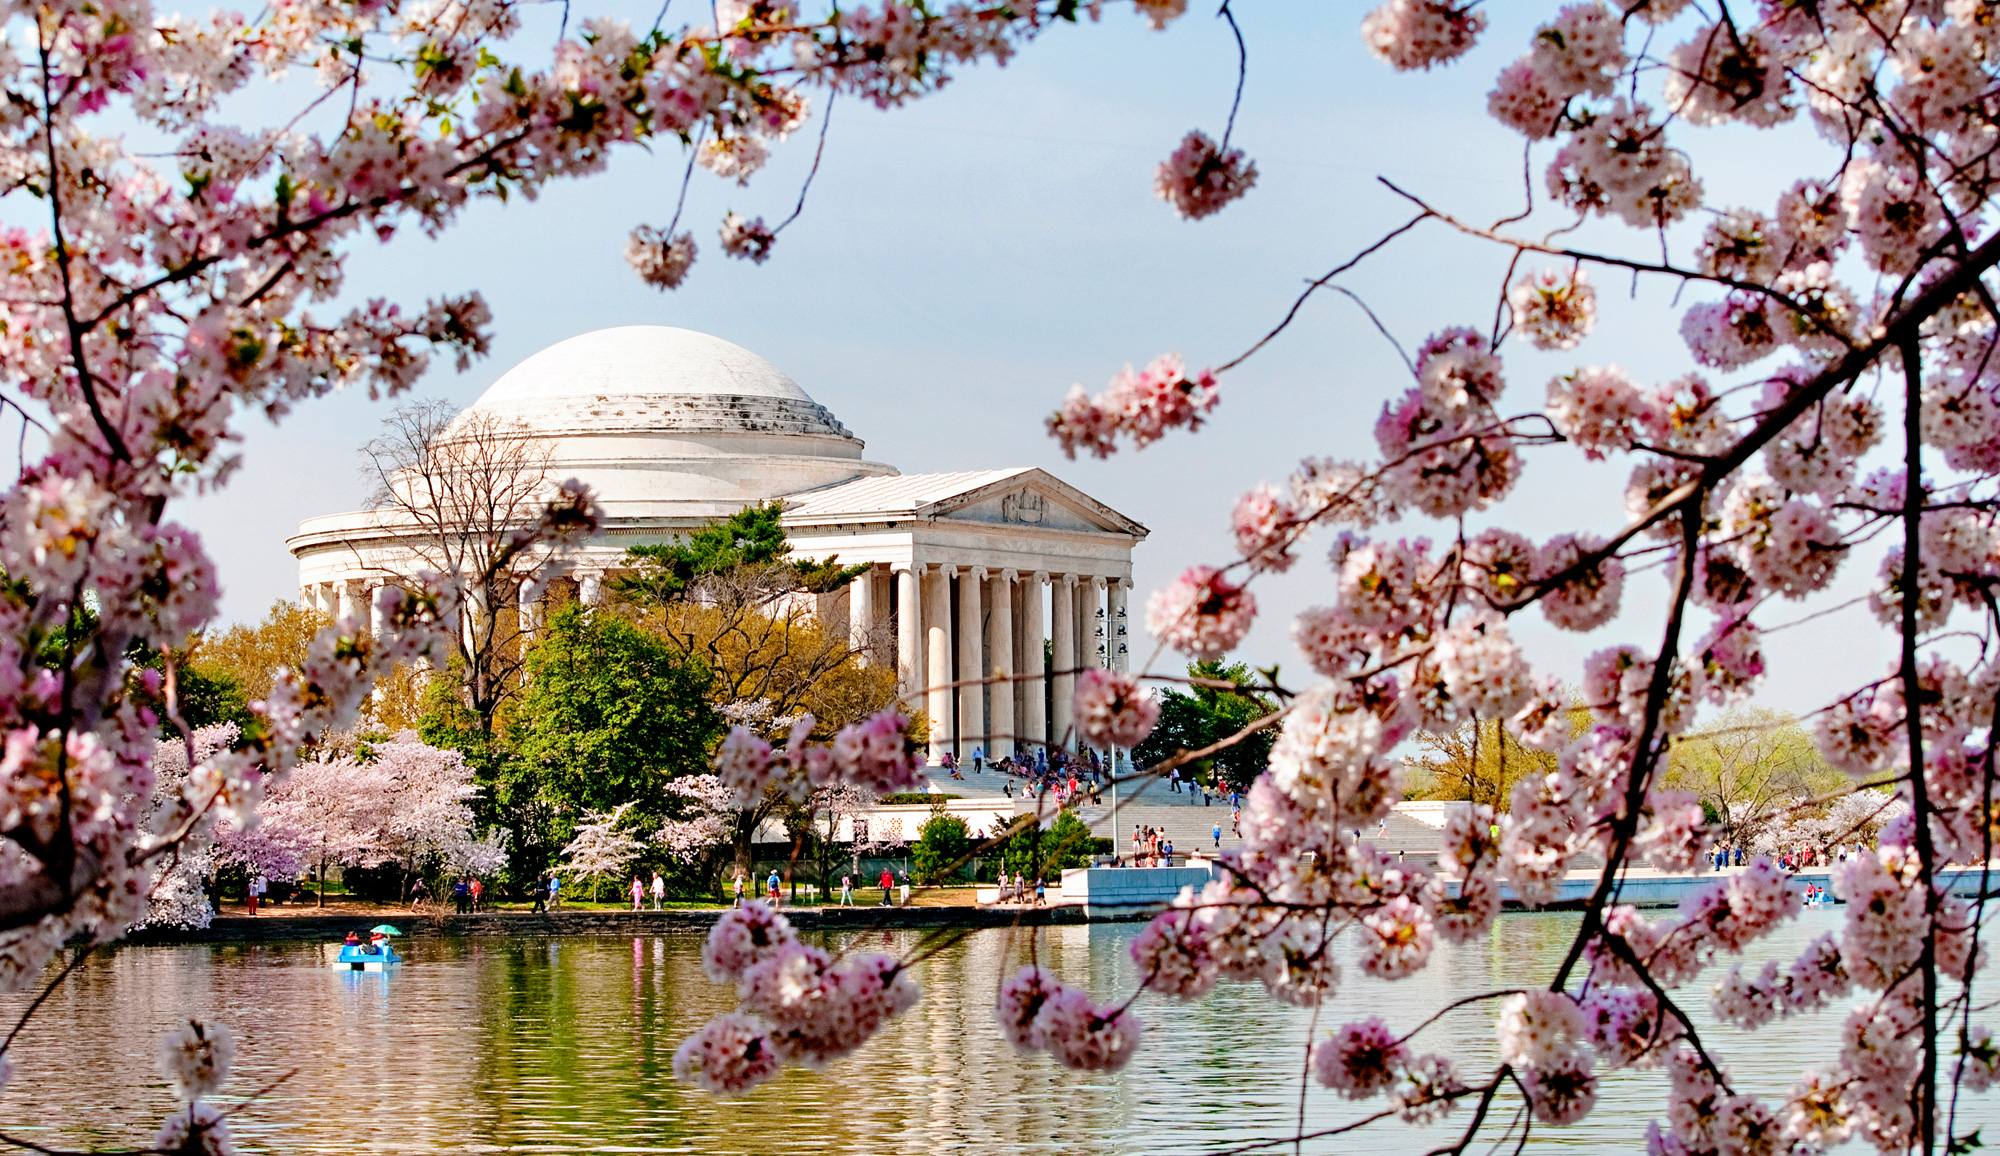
[335, 925, 404, 971]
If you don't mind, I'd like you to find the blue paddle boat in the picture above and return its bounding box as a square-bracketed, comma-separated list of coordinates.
[336, 924, 404, 971]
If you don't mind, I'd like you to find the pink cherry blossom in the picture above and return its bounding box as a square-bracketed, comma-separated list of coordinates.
[1034, 985, 1144, 1072]
[625, 226, 698, 289]
[671, 1011, 782, 1096]
[719, 212, 776, 263]
[1509, 268, 1597, 350]
[1146, 565, 1256, 658]
[1312, 1017, 1410, 1099]
[1153, 130, 1257, 221]
[1361, 0, 1486, 72]
[1072, 668, 1160, 751]
[701, 901, 797, 982]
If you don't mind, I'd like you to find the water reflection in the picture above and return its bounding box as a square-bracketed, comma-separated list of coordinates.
[2, 911, 1990, 1153]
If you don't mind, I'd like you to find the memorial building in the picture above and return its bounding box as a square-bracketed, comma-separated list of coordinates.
[288, 326, 1148, 764]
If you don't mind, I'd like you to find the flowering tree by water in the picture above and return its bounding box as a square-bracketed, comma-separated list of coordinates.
[554, 803, 644, 901]
[4, 0, 2000, 1149]
[141, 730, 502, 926]
[0, 0, 1087, 1141]
[663, 5, 2000, 1156]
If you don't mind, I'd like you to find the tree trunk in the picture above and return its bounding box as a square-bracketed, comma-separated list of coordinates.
[733, 810, 755, 882]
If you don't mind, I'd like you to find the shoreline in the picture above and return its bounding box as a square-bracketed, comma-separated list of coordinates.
[122, 904, 1105, 945]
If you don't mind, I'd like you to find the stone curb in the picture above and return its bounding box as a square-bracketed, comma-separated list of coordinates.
[122, 904, 1114, 945]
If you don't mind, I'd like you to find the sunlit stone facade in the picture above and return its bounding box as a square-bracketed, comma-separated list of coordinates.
[288, 326, 1147, 762]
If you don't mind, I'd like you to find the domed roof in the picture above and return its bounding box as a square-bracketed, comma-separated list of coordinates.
[459, 326, 856, 441]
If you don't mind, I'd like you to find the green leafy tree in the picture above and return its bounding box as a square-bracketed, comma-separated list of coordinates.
[1000, 811, 1097, 881]
[1663, 707, 1843, 849]
[911, 803, 972, 885]
[614, 501, 863, 605]
[1132, 660, 1278, 791]
[502, 601, 720, 879]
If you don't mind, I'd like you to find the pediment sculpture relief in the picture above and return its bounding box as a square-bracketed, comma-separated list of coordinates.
[1000, 489, 1045, 524]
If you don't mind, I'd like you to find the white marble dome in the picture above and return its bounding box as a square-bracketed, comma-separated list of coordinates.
[445, 325, 893, 518]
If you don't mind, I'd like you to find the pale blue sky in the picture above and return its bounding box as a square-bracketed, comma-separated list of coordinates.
[181, 2, 1896, 718]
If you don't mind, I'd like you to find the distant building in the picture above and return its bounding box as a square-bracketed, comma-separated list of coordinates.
[288, 326, 1147, 763]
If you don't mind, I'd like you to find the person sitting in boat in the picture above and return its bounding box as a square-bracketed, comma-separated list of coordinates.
[343, 931, 360, 947]
[366, 933, 387, 955]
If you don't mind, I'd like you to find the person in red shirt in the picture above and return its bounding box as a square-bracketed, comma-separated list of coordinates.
[878, 868, 894, 906]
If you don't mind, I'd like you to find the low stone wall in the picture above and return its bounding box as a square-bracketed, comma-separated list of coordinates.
[1478, 864, 1996, 909]
[1059, 864, 1218, 919]
[122, 904, 1092, 945]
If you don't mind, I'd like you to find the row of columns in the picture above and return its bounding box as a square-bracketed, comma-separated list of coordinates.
[849, 563, 1131, 766]
[303, 567, 615, 643]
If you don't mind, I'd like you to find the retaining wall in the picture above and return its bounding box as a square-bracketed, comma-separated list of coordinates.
[1058, 864, 1219, 919]
[122, 904, 1092, 945]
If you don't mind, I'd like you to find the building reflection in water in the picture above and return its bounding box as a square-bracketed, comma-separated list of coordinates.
[0, 911, 1986, 1154]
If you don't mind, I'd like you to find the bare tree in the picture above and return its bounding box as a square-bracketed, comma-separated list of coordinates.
[362, 399, 557, 732]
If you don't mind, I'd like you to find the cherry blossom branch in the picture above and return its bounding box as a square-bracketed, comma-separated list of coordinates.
[1216, 1, 1247, 153]
[1216, 213, 1428, 372]
[1899, 334, 1942, 1156]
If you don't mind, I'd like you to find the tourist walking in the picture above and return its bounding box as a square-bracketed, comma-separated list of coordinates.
[530, 873, 546, 913]
[248, 873, 265, 915]
[733, 871, 746, 907]
[629, 875, 644, 910]
[452, 877, 469, 914]
[470, 876, 484, 912]
[548, 874, 562, 910]
[651, 872, 665, 910]
[878, 867, 894, 906]
[1213, 823, 1221, 849]
[972, 745, 984, 773]
[840, 874, 853, 905]
[767, 869, 781, 903]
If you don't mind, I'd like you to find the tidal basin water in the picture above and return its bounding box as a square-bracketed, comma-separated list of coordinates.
[5, 910, 1993, 1154]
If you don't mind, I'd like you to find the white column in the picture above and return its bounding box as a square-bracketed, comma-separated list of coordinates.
[989, 569, 1015, 759]
[1089, 576, 1108, 670]
[1108, 579, 1130, 673]
[958, 567, 985, 764]
[369, 583, 393, 638]
[924, 565, 953, 765]
[1023, 571, 1047, 756]
[579, 568, 605, 606]
[518, 577, 539, 645]
[895, 564, 922, 708]
[1050, 575, 1076, 750]
[849, 566, 875, 664]
[338, 579, 366, 627]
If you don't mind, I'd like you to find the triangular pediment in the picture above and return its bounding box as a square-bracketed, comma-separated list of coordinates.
[779, 468, 1147, 540]
[923, 470, 1147, 538]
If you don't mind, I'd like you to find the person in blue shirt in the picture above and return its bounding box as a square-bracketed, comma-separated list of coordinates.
[548, 874, 561, 910]
[767, 869, 781, 903]
[1213, 824, 1221, 848]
